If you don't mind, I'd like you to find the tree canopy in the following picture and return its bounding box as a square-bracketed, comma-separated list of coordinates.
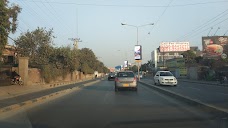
[14, 27, 108, 82]
[0, 0, 21, 55]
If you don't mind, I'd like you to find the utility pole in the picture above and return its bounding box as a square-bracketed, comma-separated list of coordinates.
[68, 38, 82, 50]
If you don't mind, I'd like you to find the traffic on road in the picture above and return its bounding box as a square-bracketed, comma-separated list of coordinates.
[0, 78, 225, 128]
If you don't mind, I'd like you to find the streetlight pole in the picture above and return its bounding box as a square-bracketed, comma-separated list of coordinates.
[121, 23, 154, 81]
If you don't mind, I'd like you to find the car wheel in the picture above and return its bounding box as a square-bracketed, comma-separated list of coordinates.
[134, 87, 138, 91]
[158, 80, 161, 86]
[154, 80, 156, 85]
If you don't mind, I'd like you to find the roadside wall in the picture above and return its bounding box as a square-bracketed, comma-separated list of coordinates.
[1, 65, 102, 86]
[29, 69, 94, 85]
[187, 67, 198, 80]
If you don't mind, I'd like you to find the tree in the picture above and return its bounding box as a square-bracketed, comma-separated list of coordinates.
[81, 63, 93, 75]
[182, 50, 196, 64]
[15, 27, 54, 66]
[129, 65, 138, 72]
[0, 1, 21, 55]
[77, 48, 108, 73]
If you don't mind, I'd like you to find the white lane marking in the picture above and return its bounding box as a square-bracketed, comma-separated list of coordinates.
[187, 87, 201, 91]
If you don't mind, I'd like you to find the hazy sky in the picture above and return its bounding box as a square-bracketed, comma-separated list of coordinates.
[8, 0, 228, 67]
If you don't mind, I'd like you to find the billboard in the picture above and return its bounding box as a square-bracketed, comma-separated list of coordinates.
[124, 60, 128, 68]
[202, 36, 228, 58]
[160, 42, 190, 52]
[134, 45, 142, 60]
[166, 58, 185, 68]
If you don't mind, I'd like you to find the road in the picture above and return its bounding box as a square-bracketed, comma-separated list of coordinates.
[141, 78, 228, 110]
[0, 79, 95, 108]
[0, 79, 226, 128]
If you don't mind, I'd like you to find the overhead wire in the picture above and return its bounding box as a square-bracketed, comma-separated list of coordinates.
[44, 0, 73, 31]
[43, 0, 74, 38]
[18, 0, 52, 28]
[37, 0, 70, 39]
[150, 0, 174, 35]
[224, 29, 228, 36]
[18, 0, 228, 8]
[176, 9, 228, 41]
[30, 0, 54, 28]
[184, 17, 228, 40]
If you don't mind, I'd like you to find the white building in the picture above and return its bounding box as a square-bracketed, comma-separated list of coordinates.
[151, 50, 183, 69]
[151, 42, 190, 70]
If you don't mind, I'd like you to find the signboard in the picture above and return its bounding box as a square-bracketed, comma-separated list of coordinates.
[179, 67, 187, 76]
[134, 45, 142, 60]
[166, 58, 185, 68]
[202, 36, 228, 59]
[124, 60, 128, 68]
[160, 42, 190, 52]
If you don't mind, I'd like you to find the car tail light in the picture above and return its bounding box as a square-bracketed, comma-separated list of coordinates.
[133, 77, 137, 82]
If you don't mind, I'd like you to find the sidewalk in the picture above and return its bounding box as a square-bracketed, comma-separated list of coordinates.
[178, 78, 228, 87]
[0, 77, 94, 101]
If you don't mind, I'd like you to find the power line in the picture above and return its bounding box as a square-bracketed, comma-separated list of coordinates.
[207, 27, 213, 36]
[18, 0, 52, 28]
[213, 27, 220, 36]
[18, 0, 228, 8]
[185, 17, 228, 40]
[224, 29, 228, 36]
[150, 0, 174, 33]
[30, 0, 54, 28]
[44, 0, 73, 33]
[176, 9, 228, 40]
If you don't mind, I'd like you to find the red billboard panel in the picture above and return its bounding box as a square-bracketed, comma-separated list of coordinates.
[160, 42, 190, 52]
[202, 36, 228, 58]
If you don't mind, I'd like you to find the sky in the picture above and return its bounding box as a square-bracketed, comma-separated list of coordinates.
[8, 0, 228, 68]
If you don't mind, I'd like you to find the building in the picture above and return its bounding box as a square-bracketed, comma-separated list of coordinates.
[0, 45, 16, 65]
[151, 42, 190, 70]
[166, 58, 187, 78]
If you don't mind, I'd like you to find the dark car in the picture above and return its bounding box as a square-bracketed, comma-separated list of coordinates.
[108, 72, 116, 81]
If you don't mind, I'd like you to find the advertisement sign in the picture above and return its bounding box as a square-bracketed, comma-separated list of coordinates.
[179, 67, 187, 76]
[124, 60, 128, 68]
[134, 45, 142, 60]
[202, 36, 228, 58]
[166, 58, 185, 68]
[160, 42, 190, 52]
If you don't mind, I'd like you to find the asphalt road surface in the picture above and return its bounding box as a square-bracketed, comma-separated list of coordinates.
[141, 78, 228, 110]
[0, 79, 95, 108]
[0, 79, 226, 128]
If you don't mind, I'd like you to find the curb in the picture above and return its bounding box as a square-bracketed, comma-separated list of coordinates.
[0, 79, 101, 115]
[139, 81, 228, 117]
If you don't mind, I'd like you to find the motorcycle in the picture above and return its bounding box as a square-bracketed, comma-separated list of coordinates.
[219, 76, 227, 84]
[11, 76, 23, 85]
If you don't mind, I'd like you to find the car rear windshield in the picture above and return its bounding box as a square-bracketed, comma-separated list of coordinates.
[109, 73, 115, 75]
[160, 72, 173, 76]
[117, 72, 134, 77]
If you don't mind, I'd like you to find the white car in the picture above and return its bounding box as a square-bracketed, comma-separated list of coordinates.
[154, 71, 178, 86]
[135, 72, 143, 79]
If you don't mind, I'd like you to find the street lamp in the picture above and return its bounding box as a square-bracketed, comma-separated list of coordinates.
[121, 23, 154, 81]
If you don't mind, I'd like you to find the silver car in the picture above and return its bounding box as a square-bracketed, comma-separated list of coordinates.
[115, 71, 138, 91]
